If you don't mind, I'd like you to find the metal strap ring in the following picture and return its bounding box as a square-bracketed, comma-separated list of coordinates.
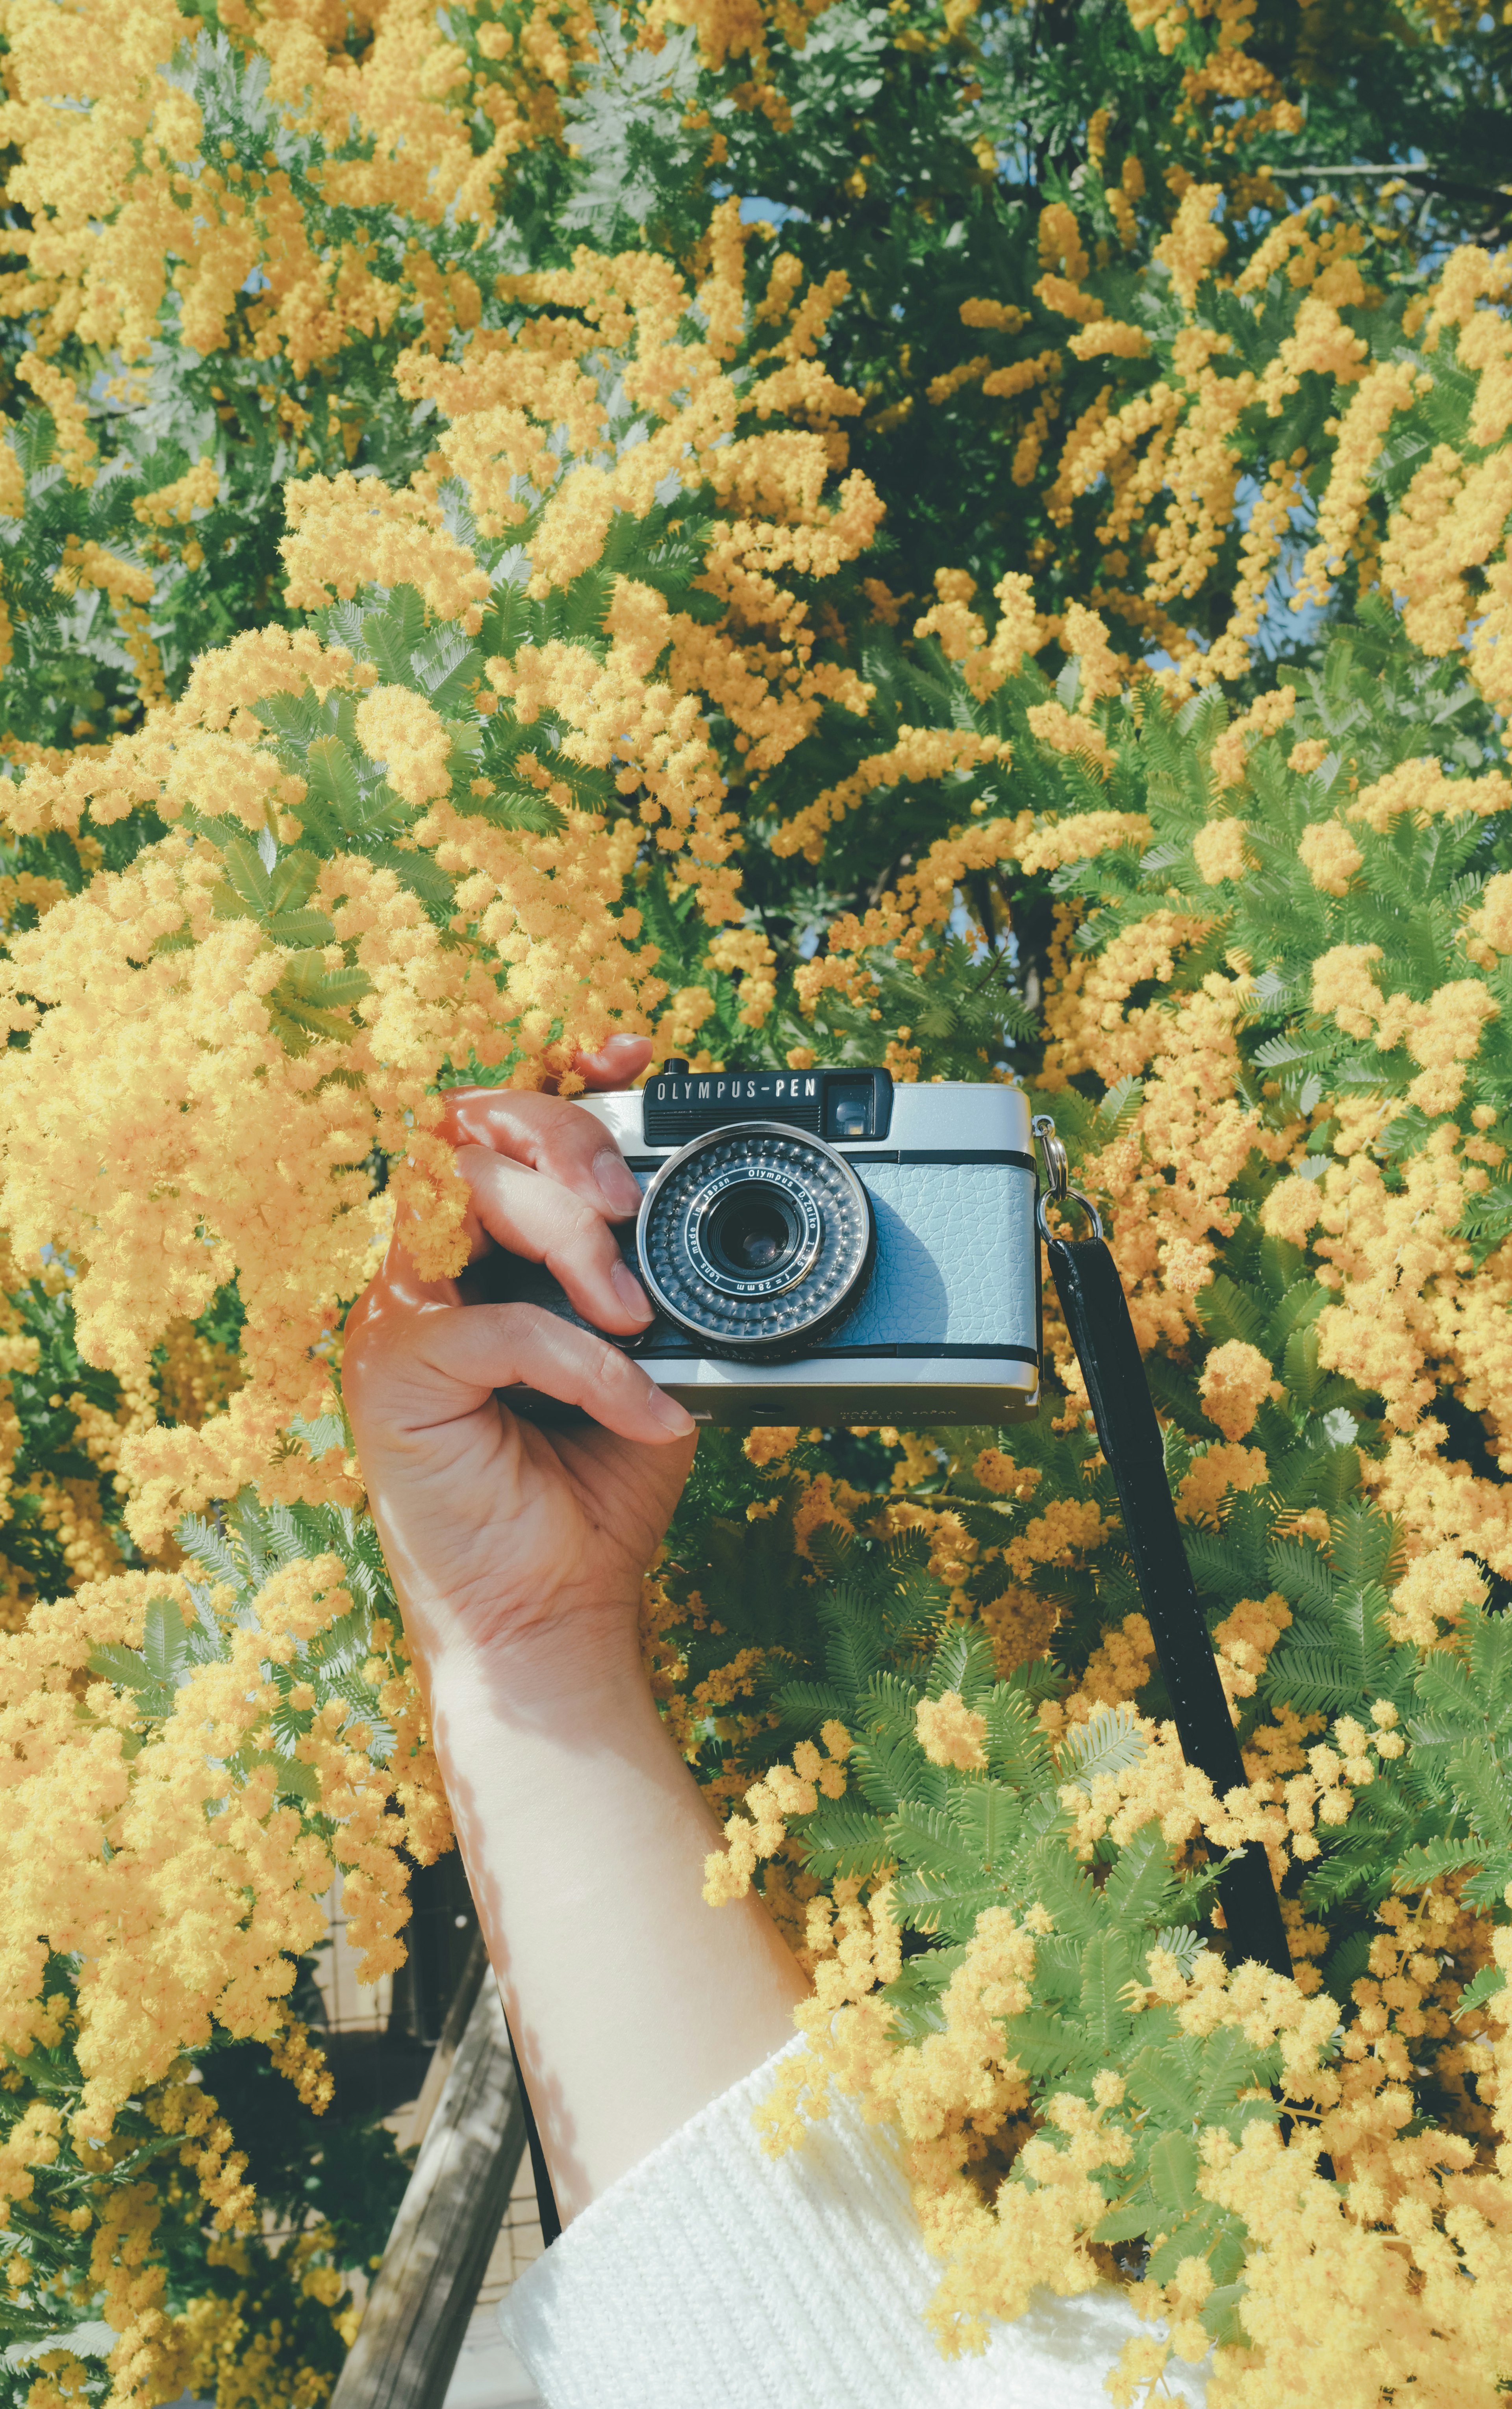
[1030, 1111, 1105, 1242]
[1034, 1185, 1106, 1244]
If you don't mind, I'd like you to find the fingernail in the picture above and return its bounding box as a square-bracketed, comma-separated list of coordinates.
[647, 1385, 696, 1437]
[611, 1258, 653, 1324]
[594, 1148, 643, 1218]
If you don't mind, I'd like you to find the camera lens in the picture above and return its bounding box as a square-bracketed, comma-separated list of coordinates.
[636, 1124, 875, 1361]
[704, 1185, 800, 1278]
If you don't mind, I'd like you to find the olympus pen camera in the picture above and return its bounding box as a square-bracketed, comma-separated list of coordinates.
[467, 1064, 1041, 1427]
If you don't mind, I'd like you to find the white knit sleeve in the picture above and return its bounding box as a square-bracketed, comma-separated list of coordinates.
[498, 2039, 1210, 2409]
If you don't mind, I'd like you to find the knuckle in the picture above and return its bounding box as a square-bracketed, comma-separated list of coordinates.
[558, 1194, 609, 1247]
[536, 1121, 603, 1181]
[438, 1085, 493, 1139]
[339, 1302, 401, 1400]
[340, 1333, 375, 1395]
[455, 1137, 511, 1178]
[446, 1088, 561, 1158]
[587, 1342, 640, 1398]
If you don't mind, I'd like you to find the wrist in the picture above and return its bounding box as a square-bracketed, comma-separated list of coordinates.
[405, 1587, 651, 1714]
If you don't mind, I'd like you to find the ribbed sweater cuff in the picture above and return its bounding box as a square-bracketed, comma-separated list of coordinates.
[498, 2038, 1210, 2409]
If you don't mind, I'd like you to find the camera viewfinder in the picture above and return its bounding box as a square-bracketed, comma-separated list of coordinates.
[826, 1082, 873, 1142]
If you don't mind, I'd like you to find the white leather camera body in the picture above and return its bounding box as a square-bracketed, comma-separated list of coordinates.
[466, 1063, 1041, 1427]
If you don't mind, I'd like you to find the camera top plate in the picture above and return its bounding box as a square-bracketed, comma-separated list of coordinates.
[642, 1063, 893, 1148]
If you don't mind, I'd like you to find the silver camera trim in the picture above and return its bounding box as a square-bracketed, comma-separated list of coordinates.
[635, 1120, 875, 1356]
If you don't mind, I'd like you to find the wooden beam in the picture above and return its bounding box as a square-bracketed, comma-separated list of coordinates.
[331, 1943, 527, 2409]
[395, 1926, 488, 2159]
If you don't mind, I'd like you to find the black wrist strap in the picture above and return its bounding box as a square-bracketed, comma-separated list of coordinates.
[1034, 1122, 1291, 1978]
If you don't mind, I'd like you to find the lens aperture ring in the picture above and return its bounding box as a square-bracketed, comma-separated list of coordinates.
[636, 1123, 874, 1361]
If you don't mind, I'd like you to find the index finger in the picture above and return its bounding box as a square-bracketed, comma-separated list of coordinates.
[439, 1087, 643, 1222]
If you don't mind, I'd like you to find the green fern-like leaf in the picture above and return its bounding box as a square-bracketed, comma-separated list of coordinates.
[1057, 1704, 1147, 1786]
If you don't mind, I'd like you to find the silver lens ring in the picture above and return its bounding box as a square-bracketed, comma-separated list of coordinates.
[636, 1122, 875, 1361]
[689, 1159, 822, 1300]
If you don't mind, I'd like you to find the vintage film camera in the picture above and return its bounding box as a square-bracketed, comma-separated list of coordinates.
[472, 1063, 1041, 1426]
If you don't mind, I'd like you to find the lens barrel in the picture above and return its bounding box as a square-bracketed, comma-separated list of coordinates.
[636, 1122, 875, 1360]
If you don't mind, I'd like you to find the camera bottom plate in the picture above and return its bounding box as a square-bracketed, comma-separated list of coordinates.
[500, 1354, 1040, 1430]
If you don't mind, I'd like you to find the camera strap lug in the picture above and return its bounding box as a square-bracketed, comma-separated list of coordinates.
[1032, 1116, 1291, 1980]
[1030, 1113, 1104, 1243]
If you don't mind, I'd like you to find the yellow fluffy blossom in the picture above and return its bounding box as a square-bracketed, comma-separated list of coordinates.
[1199, 1338, 1277, 1440]
[1298, 819, 1364, 894]
[915, 1691, 989, 1771]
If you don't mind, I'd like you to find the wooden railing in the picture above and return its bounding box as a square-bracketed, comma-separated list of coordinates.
[331, 1934, 528, 2409]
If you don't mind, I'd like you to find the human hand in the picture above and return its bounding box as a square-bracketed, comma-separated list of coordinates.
[341, 1035, 697, 1678]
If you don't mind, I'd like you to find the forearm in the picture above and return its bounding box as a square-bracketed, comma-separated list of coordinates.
[414, 1614, 808, 2219]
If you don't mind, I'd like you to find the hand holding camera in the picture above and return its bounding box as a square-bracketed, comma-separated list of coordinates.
[342, 1035, 697, 1681]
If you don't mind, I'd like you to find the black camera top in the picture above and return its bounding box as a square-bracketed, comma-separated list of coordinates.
[642, 1063, 894, 1148]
